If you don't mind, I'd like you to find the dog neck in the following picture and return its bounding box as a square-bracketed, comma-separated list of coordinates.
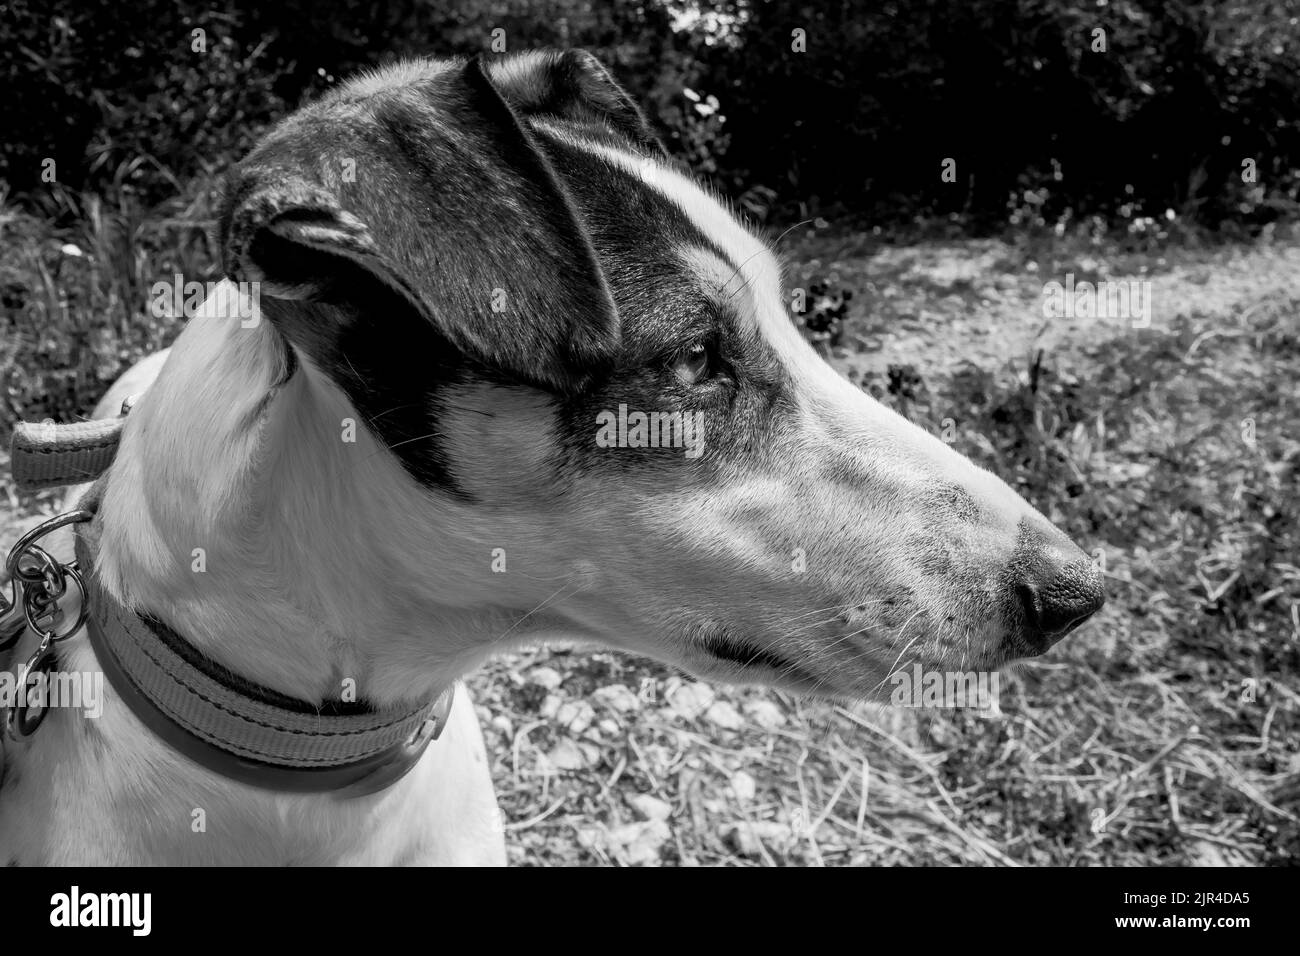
[88, 283, 567, 707]
[4, 288, 517, 863]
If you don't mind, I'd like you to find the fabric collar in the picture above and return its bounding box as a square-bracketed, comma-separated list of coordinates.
[73, 519, 453, 798]
[11, 412, 453, 797]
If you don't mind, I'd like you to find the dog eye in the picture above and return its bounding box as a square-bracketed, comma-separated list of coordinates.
[673, 342, 714, 385]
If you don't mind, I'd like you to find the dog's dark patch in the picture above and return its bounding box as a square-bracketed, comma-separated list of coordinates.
[530, 130, 741, 282]
[268, 291, 470, 497]
[219, 55, 630, 493]
[487, 50, 665, 155]
[702, 634, 798, 675]
[521, 130, 799, 488]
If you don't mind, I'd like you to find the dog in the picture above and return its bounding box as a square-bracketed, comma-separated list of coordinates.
[0, 50, 1103, 865]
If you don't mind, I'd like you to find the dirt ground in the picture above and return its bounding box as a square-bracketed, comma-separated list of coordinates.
[784, 232, 1300, 382]
[3, 233, 1297, 866]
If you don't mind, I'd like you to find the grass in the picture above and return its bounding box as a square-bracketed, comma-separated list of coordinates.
[2, 187, 1297, 865]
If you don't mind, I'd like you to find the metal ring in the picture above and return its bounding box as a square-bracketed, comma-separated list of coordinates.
[8, 649, 57, 739]
[23, 589, 61, 636]
[11, 544, 61, 591]
[4, 510, 94, 582]
[23, 566, 87, 643]
[39, 558, 65, 601]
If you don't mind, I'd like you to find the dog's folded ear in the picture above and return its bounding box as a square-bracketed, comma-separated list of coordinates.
[218, 56, 619, 395]
[486, 50, 665, 154]
[220, 176, 416, 307]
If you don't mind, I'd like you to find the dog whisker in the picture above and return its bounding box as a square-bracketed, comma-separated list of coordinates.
[365, 403, 421, 425]
[382, 430, 441, 452]
[722, 219, 816, 304]
[783, 613, 852, 638]
[775, 602, 858, 626]
[871, 616, 926, 694]
[494, 579, 585, 644]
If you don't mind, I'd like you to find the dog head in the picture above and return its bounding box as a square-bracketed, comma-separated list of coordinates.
[215, 51, 1103, 702]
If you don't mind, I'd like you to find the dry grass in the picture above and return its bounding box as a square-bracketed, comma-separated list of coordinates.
[2, 192, 1297, 865]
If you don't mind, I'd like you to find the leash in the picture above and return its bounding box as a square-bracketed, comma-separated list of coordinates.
[2, 398, 453, 798]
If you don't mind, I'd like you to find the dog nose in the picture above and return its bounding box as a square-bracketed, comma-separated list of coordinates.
[1009, 525, 1105, 652]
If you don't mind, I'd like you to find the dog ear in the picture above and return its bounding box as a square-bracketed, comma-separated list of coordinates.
[487, 50, 665, 154]
[217, 56, 619, 395]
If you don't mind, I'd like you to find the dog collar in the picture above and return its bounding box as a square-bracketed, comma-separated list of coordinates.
[72, 522, 453, 798]
[9, 407, 452, 798]
[10, 414, 126, 492]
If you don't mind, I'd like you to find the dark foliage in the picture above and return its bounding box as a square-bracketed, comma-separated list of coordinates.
[2, 0, 1297, 230]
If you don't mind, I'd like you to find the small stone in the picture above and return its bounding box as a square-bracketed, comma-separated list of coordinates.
[667, 681, 715, 720]
[547, 738, 589, 771]
[743, 699, 786, 731]
[724, 821, 792, 858]
[555, 700, 595, 735]
[593, 683, 641, 713]
[705, 701, 744, 730]
[629, 794, 673, 821]
[609, 820, 670, 866]
[528, 666, 563, 690]
[730, 770, 757, 803]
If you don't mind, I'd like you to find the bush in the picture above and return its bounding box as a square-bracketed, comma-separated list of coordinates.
[1, 0, 1297, 231]
[680, 0, 1300, 229]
